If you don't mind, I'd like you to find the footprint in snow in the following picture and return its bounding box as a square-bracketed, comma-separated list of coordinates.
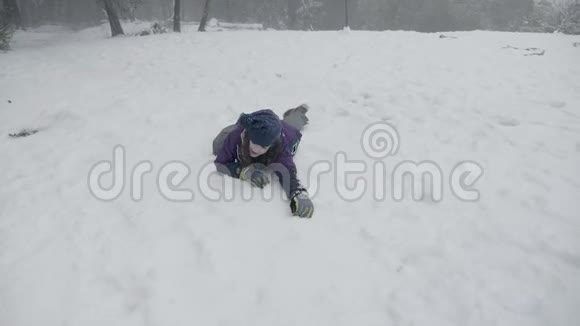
[361, 92, 373, 100]
[549, 101, 566, 108]
[496, 116, 520, 127]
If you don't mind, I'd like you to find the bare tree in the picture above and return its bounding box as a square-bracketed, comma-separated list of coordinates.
[287, 0, 299, 29]
[198, 0, 212, 31]
[2, 0, 23, 28]
[174, 0, 181, 32]
[102, 0, 124, 37]
[345, 0, 349, 28]
[1, 8, 14, 50]
[225, 0, 233, 22]
[120, 0, 142, 21]
[554, 0, 580, 33]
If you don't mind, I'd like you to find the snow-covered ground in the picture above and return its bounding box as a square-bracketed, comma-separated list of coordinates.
[1, 23, 579, 326]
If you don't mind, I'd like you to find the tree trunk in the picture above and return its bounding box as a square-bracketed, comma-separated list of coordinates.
[173, 0, 181, 32]
[344, 0, 350, 28]
[287, 0, 298, 29]
[226, 0, 233, 22]
[3, 0, 23, 29]
[198, 0, 212, 31]
[103, 0, 124, 37]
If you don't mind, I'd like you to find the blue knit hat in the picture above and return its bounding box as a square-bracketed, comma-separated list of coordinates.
[238, 109, 282, 147]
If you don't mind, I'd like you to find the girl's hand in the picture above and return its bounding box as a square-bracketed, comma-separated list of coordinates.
[290, 190, 314, 218]
[240, 165, 270, 188]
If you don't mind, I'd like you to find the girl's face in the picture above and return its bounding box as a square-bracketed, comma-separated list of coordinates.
[249, 141, 271, 157]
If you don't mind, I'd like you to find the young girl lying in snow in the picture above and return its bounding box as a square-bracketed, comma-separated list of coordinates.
[212, 105, 314, 218]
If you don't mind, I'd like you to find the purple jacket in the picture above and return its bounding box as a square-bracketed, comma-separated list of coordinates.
[214, 121, 304, 197]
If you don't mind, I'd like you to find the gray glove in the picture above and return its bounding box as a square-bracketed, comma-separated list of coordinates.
[290, 190, 314, 218]
[240, 164, 270, 188]
[282, 104, 310, 131]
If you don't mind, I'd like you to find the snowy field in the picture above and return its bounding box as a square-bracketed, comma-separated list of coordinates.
[1, 22, 580, 326]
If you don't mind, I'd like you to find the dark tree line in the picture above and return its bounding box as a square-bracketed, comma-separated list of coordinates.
[1, 0, 579, 36]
